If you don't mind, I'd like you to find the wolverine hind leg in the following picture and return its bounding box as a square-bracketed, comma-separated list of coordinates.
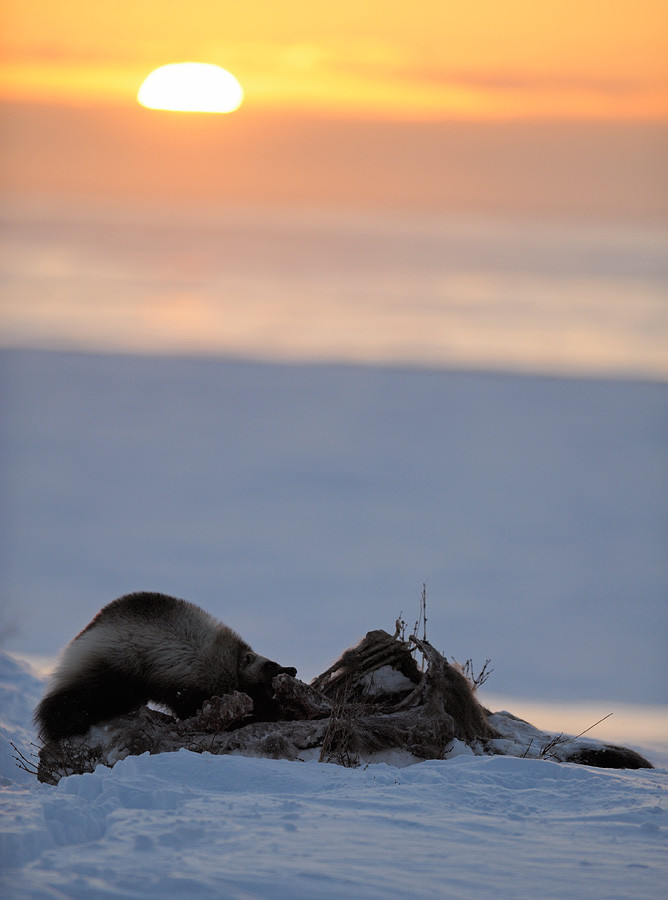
[35, 663, 150, 742]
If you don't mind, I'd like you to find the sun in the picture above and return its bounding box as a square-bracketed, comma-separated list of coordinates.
[137, 63, 244, 113]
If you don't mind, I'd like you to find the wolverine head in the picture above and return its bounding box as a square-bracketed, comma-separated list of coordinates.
[238, 651, 297, 720]
[239, 651, 297, 689]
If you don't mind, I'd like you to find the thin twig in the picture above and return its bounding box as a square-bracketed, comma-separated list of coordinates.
[10, 741, 39, 776]
[421, 583, 427, 642]
[571, 713, 613, 740]
[538, 713, 614, 759]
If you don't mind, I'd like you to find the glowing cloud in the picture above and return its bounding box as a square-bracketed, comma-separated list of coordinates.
[137, 63, 244, 113]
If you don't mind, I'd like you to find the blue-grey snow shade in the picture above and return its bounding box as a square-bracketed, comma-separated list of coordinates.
[1, 349, 666, 704]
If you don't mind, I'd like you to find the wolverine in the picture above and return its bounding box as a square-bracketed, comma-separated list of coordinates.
[34, 592, 297, 741]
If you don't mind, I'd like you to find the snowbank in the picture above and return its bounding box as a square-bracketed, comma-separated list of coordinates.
[1, 653, 666, 899]
[3, 750, 666, 900]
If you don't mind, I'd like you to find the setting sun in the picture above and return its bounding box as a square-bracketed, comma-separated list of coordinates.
[2, 2, 667, 119]
[137, 63, 244, 113]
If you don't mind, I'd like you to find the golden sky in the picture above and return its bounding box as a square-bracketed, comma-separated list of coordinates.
[2, 0, 667, 119]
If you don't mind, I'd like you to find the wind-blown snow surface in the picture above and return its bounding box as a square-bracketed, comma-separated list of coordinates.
[1, 654, 666, 900]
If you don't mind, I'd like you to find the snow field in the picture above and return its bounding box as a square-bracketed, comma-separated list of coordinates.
[0, 654, 666, 900]
[1, 750, 666, 900]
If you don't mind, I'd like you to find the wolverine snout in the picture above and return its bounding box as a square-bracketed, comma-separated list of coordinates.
[262, 661, 297, 679]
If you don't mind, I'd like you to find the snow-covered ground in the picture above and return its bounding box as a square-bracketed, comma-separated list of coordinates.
[1, 653, 666, 900]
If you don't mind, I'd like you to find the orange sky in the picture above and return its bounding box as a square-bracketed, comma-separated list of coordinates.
[2, 0, 667, 119]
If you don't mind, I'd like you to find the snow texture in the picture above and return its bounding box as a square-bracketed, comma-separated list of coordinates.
[2, 653, 667, 899]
